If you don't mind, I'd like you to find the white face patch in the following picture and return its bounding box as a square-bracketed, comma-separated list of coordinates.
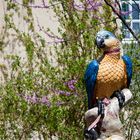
[104, 38, 120, 48]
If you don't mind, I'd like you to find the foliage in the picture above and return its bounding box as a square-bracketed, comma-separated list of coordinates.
[122, 42, 140, 140]
[0, 0, 139, 139]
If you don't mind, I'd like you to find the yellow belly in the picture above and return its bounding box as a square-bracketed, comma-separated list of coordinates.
[94, 55, 127, 99]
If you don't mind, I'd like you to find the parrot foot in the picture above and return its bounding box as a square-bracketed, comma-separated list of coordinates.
[111, 90, 125, 109]
[84, 128, 99, 140]
[97, 99, 105, 118]
[84, 99, 105, 139]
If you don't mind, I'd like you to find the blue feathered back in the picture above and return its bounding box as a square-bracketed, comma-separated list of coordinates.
[122, 55, 133, 87]
[84, 60, 99, 109]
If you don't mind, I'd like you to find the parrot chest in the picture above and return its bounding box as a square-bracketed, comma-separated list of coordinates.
[95, 55, 127, 98]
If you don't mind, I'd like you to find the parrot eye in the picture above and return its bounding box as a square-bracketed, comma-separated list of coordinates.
[105, 34, 109, 39]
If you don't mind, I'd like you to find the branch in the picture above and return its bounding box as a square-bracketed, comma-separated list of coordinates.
[104, 0, 140, 44]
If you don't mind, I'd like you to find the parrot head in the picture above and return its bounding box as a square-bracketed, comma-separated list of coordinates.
[95, 30, 121, 53]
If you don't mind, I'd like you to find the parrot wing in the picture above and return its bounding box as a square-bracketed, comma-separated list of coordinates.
[122, 55, 132, 87]
[84, 60, 99, 109]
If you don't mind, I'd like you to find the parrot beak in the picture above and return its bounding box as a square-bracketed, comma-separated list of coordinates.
[95, 36, 105, 48]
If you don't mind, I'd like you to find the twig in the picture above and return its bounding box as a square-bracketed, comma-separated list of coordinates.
[115, 0, 121, 15]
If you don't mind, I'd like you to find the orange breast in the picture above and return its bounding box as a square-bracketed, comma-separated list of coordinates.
[94, 55, 127, 99]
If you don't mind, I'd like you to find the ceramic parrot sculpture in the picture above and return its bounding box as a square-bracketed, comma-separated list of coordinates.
[84, 30, 132, 109]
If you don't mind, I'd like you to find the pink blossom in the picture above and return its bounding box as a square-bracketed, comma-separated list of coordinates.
[40, 96, 51, 107]
[73, 0, 103, 11]
[65, 79, 77, 91]
[30, 93, 38, 104]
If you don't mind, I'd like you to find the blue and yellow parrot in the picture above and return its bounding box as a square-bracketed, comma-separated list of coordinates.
[84, 30, 132, 109]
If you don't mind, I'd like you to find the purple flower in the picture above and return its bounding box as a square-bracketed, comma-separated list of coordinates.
[73, 3, 85, 11]
[87, 2, 102, 11]
[120, 11, 132, 15]
[17, 93, 52, 107]
[59, 90, 71, 96]
[40, 96, 51, 107]
[30, 93, 38, 104]
[57, 90, 66, 95]
[53, 89, 72, 96]
[73, 0, 102, 11]
[24, 93, 39, 104]
[65, 79, 77, 91]
[24, 95, 32, 102]
[65, 92, 71, 96]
